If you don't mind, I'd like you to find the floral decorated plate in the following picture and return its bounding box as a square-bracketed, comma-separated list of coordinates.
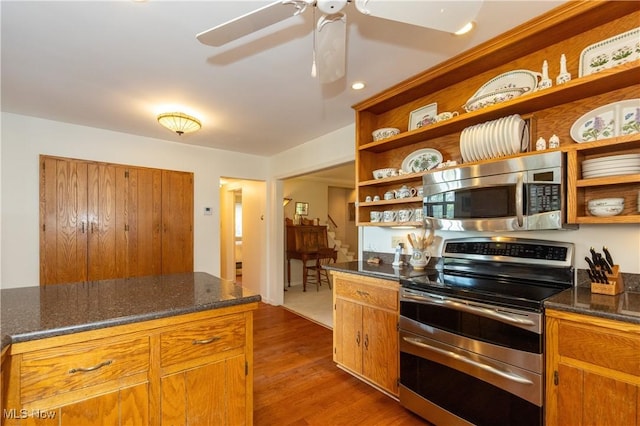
[401, 148, 443, 173]
[579, 27, 640, 77]
[464, 70, 540, 112]
[570, 99, 640, 143]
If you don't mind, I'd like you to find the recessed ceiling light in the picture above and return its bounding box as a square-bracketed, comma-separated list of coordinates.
[351, 81, 366, 90]
[454, 21, 475, 36]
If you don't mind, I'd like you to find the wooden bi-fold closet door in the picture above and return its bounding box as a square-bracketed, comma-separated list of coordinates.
[40, 156, 89, 285]
[40, 156, 191, 285]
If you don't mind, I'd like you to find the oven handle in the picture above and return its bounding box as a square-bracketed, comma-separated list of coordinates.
[402, 292, 536, 327]
[403, 336, 533, 385]
[515, 173, 524, 228]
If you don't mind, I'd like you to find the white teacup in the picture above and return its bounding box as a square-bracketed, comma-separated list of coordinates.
[435, 111, 459, 122]
[370, 211, 383, 222]
[383, 210, 398, 222]
[384, 191, 395, 200]
[414, 208, 424, 222]
[413, 186, 424, 197]
[398, 209, 414, 222]
[365, 195, 372, 202]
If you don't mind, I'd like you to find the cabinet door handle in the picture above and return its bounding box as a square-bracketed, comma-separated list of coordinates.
[356, 331, 361, 346]
[69, 359, 112, 374]
[81, 221, 86, 234]
[192, 336, 221, 345]
[91, 222, 96, 234]
[364, 334, 369, 350]
[356, 290, 369, 297]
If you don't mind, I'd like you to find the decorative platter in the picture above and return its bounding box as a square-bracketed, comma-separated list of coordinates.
[408, 103, 438, 130]
[570, 99, 640, 143]
[579, 27, 640, 77]
[401, 148, 443, 173]
[463, 70, 540, 112]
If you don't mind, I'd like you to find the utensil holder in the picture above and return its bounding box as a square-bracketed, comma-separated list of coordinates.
[590, 264, 624, 295]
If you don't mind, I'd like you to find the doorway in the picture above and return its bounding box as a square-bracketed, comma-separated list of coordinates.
[220, 178, 266, 296]
[280, 162, 356, 328]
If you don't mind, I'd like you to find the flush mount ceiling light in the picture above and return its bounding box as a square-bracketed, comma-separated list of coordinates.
[157, 112, 201, 135]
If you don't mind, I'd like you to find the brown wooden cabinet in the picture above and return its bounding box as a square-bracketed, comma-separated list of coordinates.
[159, 314, 249, 425]
[332, 271, 399, 397]
[40, 157, 89, 284]
[545, 309, 640, 426]
[352, 2, 640, 226]
[40, 156, 191, 284]
[3, 305, 256, 426]
[161, 170, 193, 275]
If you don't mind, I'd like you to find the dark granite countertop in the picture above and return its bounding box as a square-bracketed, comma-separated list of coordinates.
[544, 270, 640, 324]
[324, 261, 432, 281]
[0, 272, 261, 350]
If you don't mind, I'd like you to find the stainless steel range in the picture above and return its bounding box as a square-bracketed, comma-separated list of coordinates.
[398, 236, 574, 426]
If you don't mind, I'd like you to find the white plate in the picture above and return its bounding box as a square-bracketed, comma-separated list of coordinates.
[464, 70, 540, 112]
[498, 116, 509, 156]
[509, 115, 526, 155]
[579, 27, 640, 77]
[582, 153, 640, 165]
[570, 99, 640, 143]
[471, 125, 482, 161]
[402, 148, 443, 173]
[583, 158, 640, 171]
[520, 122, 530, 153]
[583, 166, 640, 178]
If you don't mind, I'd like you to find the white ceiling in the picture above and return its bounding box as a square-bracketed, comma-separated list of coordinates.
[1, 1, 564, 157]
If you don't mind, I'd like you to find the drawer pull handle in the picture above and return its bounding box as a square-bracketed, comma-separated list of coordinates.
[69, 359, 112, 374]
[192, 336, 221, 345]
[356, 290, 369, 297]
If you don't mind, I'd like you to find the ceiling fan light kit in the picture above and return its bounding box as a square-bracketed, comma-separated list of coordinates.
[196, 0, 483, 84]
[157, 112, 202, 136]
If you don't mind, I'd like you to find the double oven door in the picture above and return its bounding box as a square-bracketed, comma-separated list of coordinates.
[399, 286, 544, 426]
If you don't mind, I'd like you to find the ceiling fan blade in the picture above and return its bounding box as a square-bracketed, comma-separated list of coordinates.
[197, 1, 305, 47]
[354, 0, 483, 34]
[315, 13, 346, 84]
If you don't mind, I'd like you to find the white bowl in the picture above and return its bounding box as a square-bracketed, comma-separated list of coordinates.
[588, 204, 624, 217]
[372, 168, 398, 179]
[587, 198, 624, 207]
[372, 128, 400, 141]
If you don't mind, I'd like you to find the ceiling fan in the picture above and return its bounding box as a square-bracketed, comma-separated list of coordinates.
[197, 0, 483, 84]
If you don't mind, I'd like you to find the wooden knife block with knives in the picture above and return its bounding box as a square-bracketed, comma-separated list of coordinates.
[588, 246, 623, 296]
[591, 264, 623, 296]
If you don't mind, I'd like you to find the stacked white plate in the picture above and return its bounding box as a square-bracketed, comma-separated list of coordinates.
[582, 153, 640, 178]
[460, 114, 529, 163]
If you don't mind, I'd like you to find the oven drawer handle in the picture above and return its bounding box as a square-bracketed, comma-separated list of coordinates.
[403, 336, 533, 385]
[403, 293, 535, 326]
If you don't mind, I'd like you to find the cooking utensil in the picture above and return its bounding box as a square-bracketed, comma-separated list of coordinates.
[598, 254, 612, 274]
[589, 247, 598, 264]
[585, 256, 597, 272]
[603, 246, 614, 267]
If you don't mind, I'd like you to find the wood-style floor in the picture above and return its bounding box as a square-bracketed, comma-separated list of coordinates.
[253, 302, 431, 425]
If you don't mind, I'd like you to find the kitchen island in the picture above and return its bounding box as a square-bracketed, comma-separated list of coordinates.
[1, 272, 260, 425]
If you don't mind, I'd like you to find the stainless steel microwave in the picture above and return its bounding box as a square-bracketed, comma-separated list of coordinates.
[423, 151, 576, 231]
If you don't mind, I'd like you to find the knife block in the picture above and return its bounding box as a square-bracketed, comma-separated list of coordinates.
[590, 264, 624, 295]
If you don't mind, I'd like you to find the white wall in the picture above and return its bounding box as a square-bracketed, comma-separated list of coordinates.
[266, 125, 357, 305]
[1, 112, 268, 288]
[363, 226, 640, 274]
